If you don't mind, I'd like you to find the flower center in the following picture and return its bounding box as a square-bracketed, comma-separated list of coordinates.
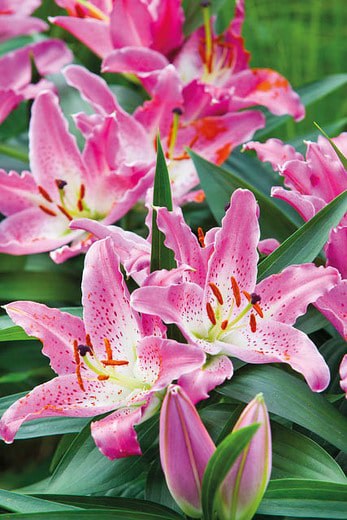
[72, 335, 150, 392]
[37, 180, 106, 225]
[202, 277, 263, 342]
[68, 0, 110, 21]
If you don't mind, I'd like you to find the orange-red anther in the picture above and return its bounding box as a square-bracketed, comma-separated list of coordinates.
[97, 375, 110, 381]
[243, 291, 264, 318]
[250, 312, 257, 333]
[253, 303, 264, 318]
[101, 359, 129, 366]
[80, 184, 85, 199]
[104, 338, 113, 360]
[86, 334, 92, 348]
[197, 227, 205, 248]
[38, 185, 53, 203]
[39, 205, 57, 217]
[57, 204, 73, 221]
[73, 339, 85, 391]
[206, 302, 216, 325]
[221, 319, 228, 330]
[209, 282, 224, 305]
[231, 276, 241, 307]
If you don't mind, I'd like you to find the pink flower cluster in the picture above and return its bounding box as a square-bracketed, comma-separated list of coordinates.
[0, 2, 345, 514]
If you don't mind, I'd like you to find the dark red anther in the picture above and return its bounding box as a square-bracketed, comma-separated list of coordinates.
[197, 227, 205, 248]
[231, 276, 241, 307]
[250, 312, 257, 333]
[209, 282, 224, 305]
[57, 205, 73, 221]
[73, 340, 85, 391]
[39, 205, 57, 217]
[38, 186, 53, 203]
[221, 319, 228, 330]
[206, 302, 216, 325]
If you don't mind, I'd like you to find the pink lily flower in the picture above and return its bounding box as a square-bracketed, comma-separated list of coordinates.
[51, 0, 184, 59]
[245, 135, 347, 339]
[0, 238, 205, 459]
[0, 88, 153, 261]
[160, 386, 271, 519]
[0, 39, 73, 125]
[103, 0, 304, 122]
[131, 189, 339, 394]
[160, 384, 216, 518]
[0, 0, 47, 42]
[63, 64, 264, 203]
[218, 393, 271, 520]
[340, 354, 347, 397]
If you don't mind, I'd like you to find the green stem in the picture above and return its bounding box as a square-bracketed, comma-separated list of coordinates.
[0, 143, 29, 163]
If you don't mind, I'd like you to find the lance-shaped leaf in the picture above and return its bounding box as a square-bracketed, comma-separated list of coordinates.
[150, 136, 176, 272]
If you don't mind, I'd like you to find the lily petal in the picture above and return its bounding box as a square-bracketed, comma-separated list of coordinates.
[178, 355, 233, 404]
[256, 264, 340, 325]
[91, 405, 143, 459]
[4, 302, 86, 375]
[315, 280, 347, 340]
[221, 320, 330, 391]
[0, 374, 127, 443]
[205, 189, 259, 306]
[82, 238, 142, 361]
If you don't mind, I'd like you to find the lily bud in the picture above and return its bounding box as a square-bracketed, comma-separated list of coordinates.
[218, 393, 272, 520]
[159, 384, 215, 518]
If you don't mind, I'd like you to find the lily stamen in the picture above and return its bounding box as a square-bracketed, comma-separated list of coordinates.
[198, 227, 205, 248]
[231, 276, 241, 307]
[39, 205, 57, 217]
[73, 339, 85, 392]
[209, 282, 224, 305]
[206, 302, 216, 325]
[38, 185, 53, 203]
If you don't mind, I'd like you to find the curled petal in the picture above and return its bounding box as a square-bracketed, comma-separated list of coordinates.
[91, 405, 143, 459]
[244, 138, 303, 171]
[0, 374, 127, 443]
[178, 355, 233, 404]
[221, 320, 330, 392]
[340, 355, 347, 396]
[256, 264, 340, 325]
[4, 302, 86, 375]
[315, 280, 347, 340]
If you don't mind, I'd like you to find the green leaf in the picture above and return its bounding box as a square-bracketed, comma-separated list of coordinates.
[295, 305, 331, 334]
[150, 136, 176, 272]
[255, 74, 347, 140]
[189, 150, 298, 241]
[258, 479, 347, 518]
[44, 416, 159, 495]
[0, 509, 183, 520]
[257, 190, 347, 281]
[216, 365, 347, 453]
[34, 496, 183, 518]
[201, 424, 259, 520]
[0, 272, 81, 304]
[0, 490, 78, 514]
[271, 423, 347, 483]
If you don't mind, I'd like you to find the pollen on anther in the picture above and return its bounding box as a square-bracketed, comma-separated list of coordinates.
[197, 227, 205, 248]
[101, 359, 129, 366]
[39, 205, 57, 217]
[73, 340, 85, 391]
[209, 282, 224, 305]
[250, 312, 257, 333]
[38, 185, 53, 203]
[206, 302, 216, 325]
[221, 319, 228, 330]
[231, 276, 241, 307]
[97, 375, 110, 381]
[104, 338, 113, 360]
